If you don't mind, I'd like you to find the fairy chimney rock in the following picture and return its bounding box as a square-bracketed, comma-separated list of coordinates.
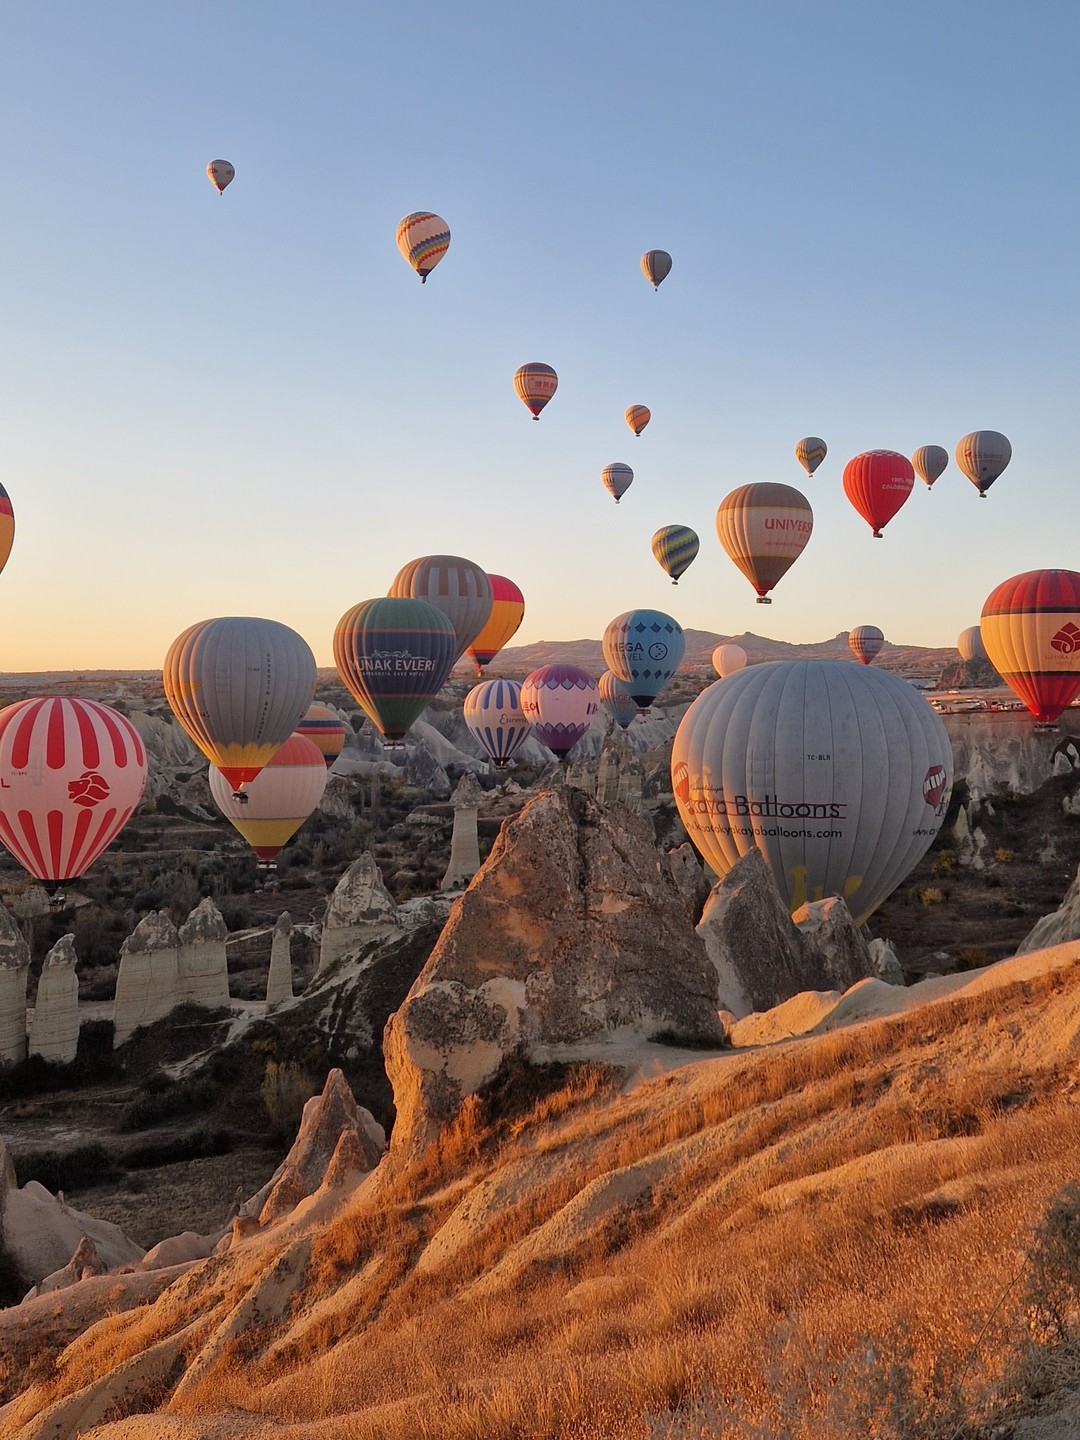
[177, 897, 230, 1009]
[0, 904, 30, 1066]
[441, 773, 485, 891]
[266, 911, 295, 1007]
[318, 852, 400, 975]
[113, 910, 180, 1047]
[29, 933, 80, 1064]
[385, 785, 723, 1158]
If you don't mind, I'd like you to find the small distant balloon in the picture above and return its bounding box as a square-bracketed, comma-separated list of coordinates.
[296, 703, 347, 770]
[209, 734, 327, 866]
[0, 482, 14, 576]
[712, 643, 747, 679]
[602, 609, 685, 709]
[396, 211, 450, 283]
[602, 463, 633, 504]
[514, 363, 558, 420]
[956, 626, 988, 664]
[842, 450, 915, 538]
[625, 405, 651, 437]
[520, 665, 599, 760]
[795, 438, 827, 477]
[463, 678, 532, 768]
[955, 431, 1012, 498]
[651, 526, 699, 584]
[912, 445, 948, 490]
[715, 482, 813, 604]
[849, 625, 885, 665]
[641, 250, 672, 290]
[206, 160, 235, 194]
[465, 575, 525, 674]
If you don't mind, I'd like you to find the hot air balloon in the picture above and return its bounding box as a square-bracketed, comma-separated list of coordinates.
[912, 445, 948, 490]
[712, 643, 747, 679]
[625, 405, 651, 437]
[396, 211, 450, 283]
[956, 626, 988, 664]
[463, 678, 532, 768]
[602, 463, 633, 504]
[602, 610, 685, 709]
[209, 734, 327, 868]
[206, 160, 234, 194]
[598, 671, 639, 730]
[955, 431, 1012, 498]
[842, 450, 915, 538]
[672, 661, 953, 924]
[164, 618, 316, 797]
[0, 482, 14, 576]
[520, 665, 599, 759]
[389, 555, 493, 663]
[849, 625, 885, 665]
[296, 703, 347, 770]
[641, 250, 672, 289]
[334, 596, 457, 746]
[795, 438, 827, 477]
[514, 363, 558, 420]
[651, 526, 699, 584]
[465, 575, 525, 674]
[715, 482, 813, 604]
[980, 569, 1080, 724]
[0, 698, 147, 893]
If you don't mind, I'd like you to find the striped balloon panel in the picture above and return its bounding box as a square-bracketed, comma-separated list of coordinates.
[463, 678, 531, 766]
[794, 438, 827, 476]
[396, 212, 450, 279]
[163, 617, 317, 789]
[209, 734, 327, 860]
[602, 610, 685, 706]
[601, 463, 633, 502]
[0, 483, 14, 572]
[651, 526, 699, 582]
[334, 597, 457, 742]
[848, 626, 884, 664]
[625, 405, 651, 436]
[911, 445, 948, 488]
[672, 661, 953, 925]
[955, 431, 1011, 494]
[715, 483, 813, 598]
[519, 665, 598, 759]
[296, 703, 347, 768]
[465, 575, 525, 671]
[842, 451, 915, 537]
[389, 555, 494, 660]
[640, 250, 672, 288]
[981, 569, 1080, 722]
[0, 697, 147, 883]
[598, 671, 639, 729]
[513, 363, 558, 418]
[712, 643, 747, 678]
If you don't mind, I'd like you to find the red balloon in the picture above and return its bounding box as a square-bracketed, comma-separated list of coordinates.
[842, 451, 915, 538]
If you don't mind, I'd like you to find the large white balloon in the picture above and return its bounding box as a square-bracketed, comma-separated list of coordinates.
[672, 661, 952, 924]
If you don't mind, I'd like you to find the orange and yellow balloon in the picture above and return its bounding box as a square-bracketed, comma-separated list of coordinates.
[715, 483, 813, 604]
[396, 212, 450, 283]
[465, 575, 525, 674]
[514, 363, 558, 420]
[625, 405, 651, 437]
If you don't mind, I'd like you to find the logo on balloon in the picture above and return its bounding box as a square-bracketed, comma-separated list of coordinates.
[922, 765, 947, 815]
[69, 771, 110, 808]
[1051, 623, 1080, 655]
[648, 643, 669, 661]
[672, 760, 690, 806]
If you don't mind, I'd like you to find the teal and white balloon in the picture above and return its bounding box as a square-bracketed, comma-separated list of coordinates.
[602, 609, 685, 709]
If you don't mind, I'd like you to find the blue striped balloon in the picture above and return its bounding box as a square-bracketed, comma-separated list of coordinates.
[463, 678, 532, 768]
[602, 609, 685, 708]
[651, 525, 699, 584]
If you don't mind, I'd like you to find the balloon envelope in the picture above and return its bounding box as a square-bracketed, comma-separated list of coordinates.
[334, 597, 457, 745]
[296, 703, 347, 770]
[0, 482, 13, 576]
[912, 445, 948, 489]
[389, 555, 493, 663]
[956, 626, 988, 664]
[794, 438, 827, 476]
[520, 665, 598, 759]
[712, 643, 747, 679]
[849, 625, 885, 665]
[955, 431, 1012, 498]
[980, 569, 1080, 722]
[715, 482, 813, 603]
[465, 575, 525, 673]
[602, 610, 685, 708]
[0, 698, 147, 885]
[842, 450, 915, 538]
[396, 211, 450, 282]
[463, 678, 532, 767]
[514, 363, 558, 420]
[641, 250, 672, 289]
[210, 734, 327, 862]
[625, 405, 651, 437]
[598, 671, 639, 729]
[163, 617, 316, 792]
[672, 661, 953, 924]
[651, 526, 699, 584]
[206, 160, 234, 193]
[602, 463, 633, 504]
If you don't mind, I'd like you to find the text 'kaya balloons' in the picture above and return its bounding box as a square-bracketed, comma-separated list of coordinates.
[625, 405, 651, 437]
[651, 526, 699, 584]
[957, 626, 988, 664]
[712, 643, 747, 679]
[794, 438, 827, 477]
[396, 212, 450, 283]
[463, 678, 532, 768]
[912, 445, 948, 490]
[980, 569, 1080, 723]
[520, 665, 599, 760]
[465, 574, 525, 674]
[602, 610, 685, 709]
[206, 159, 234, 193]
[514, 363, 558, 420]
[296, 703, 347, 770]
[672, 661, 953, 924]
[0, 698, 148, 888]
[0, 482, 13, 576]
[955, 431, 1012, 498]
[334, 597, 457, 746]
[641, 250, 672, 289]
[848, 625, 885, 665]
[163, 617, 316, 795]
[842, 450, 915, 538]
[598, 670, 639, 730]
[601, 463, 633, 504]
[715, 482, 813, 604]
[389, 554, 493, 662]
[210, 734, 327, 866]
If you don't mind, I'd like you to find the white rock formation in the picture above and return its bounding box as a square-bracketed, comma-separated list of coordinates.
[943, 711, 1067, 803]
[28, 933, 80, 1064]
[266, 911, 295, 1007]
[441, 772, 484, 891]
[317, 853, 400, 975]
[867, 937, 905, 985]
[952, 801, 989, 869]
[0, 904, 30, 1065]
[1016, 858, 1080, 954]
[177, 897, 230, 1009]
[113, 911, 180, 1047]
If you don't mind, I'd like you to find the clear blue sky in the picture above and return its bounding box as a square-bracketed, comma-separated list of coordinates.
[0, 1, 1074, 668]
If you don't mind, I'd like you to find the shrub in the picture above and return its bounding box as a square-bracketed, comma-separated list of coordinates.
[930, 849, 957, 876]
[919, 886, 945, 907]
[994, 847, 1014, 864]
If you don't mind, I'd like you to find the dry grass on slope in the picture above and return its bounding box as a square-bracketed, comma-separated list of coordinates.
[14, 956, 1080, 1440]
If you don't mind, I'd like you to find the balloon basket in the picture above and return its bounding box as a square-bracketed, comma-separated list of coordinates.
[48, 893, 66, 911]
[256, 861, 278, 873]
[755, 597, 772, 605]
[231, 791, 250, 804]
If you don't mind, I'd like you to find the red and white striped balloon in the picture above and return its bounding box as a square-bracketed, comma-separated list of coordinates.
[0, 698, 148, 885]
